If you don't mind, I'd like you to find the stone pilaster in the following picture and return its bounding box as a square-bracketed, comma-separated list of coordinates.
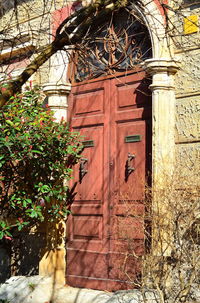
[40, 83, 71, 285]
[145, 58, 180, 256]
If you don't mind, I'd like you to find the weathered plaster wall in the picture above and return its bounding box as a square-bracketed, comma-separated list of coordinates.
[0, 243, 11, 283]
[171, 1, 200, 188]
[176, 95, 200, 143]
[11, 231, 46, 276]
[0, 0, 72, 85]
[0, 0, 69, 25]
[175, 49, 200, 95]
[172, 3, 200, 51]
[0, 230, 47, 283]
[175, 143, 200, 186]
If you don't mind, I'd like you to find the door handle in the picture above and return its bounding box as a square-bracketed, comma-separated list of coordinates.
[79, 158, 88, 183]
[125, 153, 135, 181]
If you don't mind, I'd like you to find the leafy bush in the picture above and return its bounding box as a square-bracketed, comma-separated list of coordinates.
[0, 88, 82, 239]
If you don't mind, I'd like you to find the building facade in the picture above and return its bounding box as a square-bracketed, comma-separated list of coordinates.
[0, 0, 199, 291]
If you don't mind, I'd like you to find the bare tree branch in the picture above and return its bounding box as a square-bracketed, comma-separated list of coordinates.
[0, 0, 130, 107]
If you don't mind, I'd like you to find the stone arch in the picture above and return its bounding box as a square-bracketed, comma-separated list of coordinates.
[45, 0, 179, 176]
[45, 0, 174, 87]
[130, 0, 169, 58]
[69, 5, 152, 82]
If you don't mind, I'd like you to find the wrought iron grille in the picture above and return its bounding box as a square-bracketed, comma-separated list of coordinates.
[69, 8, 152, 82]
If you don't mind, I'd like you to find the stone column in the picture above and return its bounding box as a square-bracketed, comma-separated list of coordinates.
[43, 83, 71, 122]
[39, 82, 71, 285]
[145, 58, 180, 256]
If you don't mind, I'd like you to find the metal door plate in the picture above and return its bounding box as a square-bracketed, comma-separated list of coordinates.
[125, 135, 141, 143]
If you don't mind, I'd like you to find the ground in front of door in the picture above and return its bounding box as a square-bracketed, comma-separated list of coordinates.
[0, 276, 159, 303]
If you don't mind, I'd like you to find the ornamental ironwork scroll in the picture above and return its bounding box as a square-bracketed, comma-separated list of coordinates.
[69, 8, 152, 82]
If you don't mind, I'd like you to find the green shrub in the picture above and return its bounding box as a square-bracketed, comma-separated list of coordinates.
[0, 88, 82, 239]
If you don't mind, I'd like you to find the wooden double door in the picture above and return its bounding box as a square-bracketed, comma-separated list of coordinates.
[66, 70, 152, 291]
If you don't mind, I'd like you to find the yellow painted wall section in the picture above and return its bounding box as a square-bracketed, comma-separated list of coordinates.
[184, 15, 198, 35]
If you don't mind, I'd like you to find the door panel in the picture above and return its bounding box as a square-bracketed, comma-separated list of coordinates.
[67, 71, 151, 290]
[107, 75, 151, 284]
[67, 250, 108, 278]
[115, 121, 146, 201]
[74, 89, 104, 115]
[67, 80, 110, 286]
[73, 126, 104, 202]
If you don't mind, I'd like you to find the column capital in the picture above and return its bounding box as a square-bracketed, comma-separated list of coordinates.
[144, 58, 180, 75]
[42, 82, 71, 122]
[43, 82, 71, 96]
[144, 58, 180, 91]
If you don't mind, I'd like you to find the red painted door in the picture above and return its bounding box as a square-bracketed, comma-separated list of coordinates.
[67, 70, 151, 291]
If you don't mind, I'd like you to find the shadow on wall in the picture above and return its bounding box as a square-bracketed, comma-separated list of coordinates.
[0, 240, 11, 283]
[0, 230, 46, 283]
[183, 0, 200, 9]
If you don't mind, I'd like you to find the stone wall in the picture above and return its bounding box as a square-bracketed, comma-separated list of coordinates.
[172, 1, 200, 188]
[0, 0, 71, 84]
[11, 231, 46, 276]
[0, 228, 47, 284]
[0, 242, 11, 283]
